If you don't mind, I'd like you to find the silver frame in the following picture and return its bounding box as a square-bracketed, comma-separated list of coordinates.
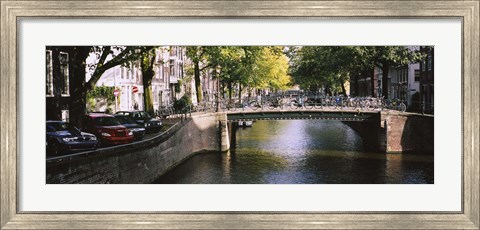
[1, 1, 478, 229]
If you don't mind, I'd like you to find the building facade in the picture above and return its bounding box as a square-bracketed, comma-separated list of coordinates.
[46, 47, 75, 122]
[351, 46, 424, 112]
[419, 46, 434, 113]
[152, 46, 187, 113]
[93, 64, 144, 112]
[94, 46, 187, 115]
[389, 46, 421, 107]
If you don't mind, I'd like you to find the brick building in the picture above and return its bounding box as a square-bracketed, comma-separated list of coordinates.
[419, 46, 434, 113]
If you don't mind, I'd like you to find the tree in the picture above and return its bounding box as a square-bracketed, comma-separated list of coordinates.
[136, 47, 158, 115]
[289, 46, 424, 98]
[186, 46, 216, 103]
[253, 46, 291, 91]
[357, 46, 424, 98]
[69, 46, 148, 126]
[290, 46, 360, 95]
[209, 46, 290, 100]
[69, 46, 92, 127]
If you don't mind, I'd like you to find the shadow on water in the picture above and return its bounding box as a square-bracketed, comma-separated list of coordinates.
[154, 120, 433, 184]
[155, 149, 288, 184]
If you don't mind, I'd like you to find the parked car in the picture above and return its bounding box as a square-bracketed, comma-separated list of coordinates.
[113, 114, 146, 140]
[46, 121, 98, 156]
[115, 111, 162, 133]
[81, 113, 134, 146]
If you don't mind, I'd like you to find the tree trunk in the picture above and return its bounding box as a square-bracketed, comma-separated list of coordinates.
[143, 84, 154, 114]
[142, 56, 155, 115]
[353, 74, 359, 97]
[238, 83, 242, 103]
[69, 47, 90, 127]
[382, 63, 389, 98]
[194, 61, 202, 103]
[370, 67, 376, 97]
[324, 84, 331, 96]
[228, 81, 232, 100]
[340, 79, 347, 96]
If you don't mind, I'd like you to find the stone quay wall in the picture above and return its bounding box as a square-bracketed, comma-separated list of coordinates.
[46, 113, 228, 184]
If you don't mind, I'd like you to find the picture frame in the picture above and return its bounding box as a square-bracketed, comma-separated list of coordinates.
[1, 0, 478, 229]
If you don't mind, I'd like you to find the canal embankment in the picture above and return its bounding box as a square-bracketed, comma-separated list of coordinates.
[46, 113, 224, 184]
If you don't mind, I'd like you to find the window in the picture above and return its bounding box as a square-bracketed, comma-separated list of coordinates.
[59, 52, 69, 96]
[46, 50, 53, 96]
[164, 64, 168, 79]
[414, 69, 420, 82]
[155, 65, 160, 79]
[169, 60, 175, 76]
[61, 110, 69, 122]
[137, 70, 142, 82]
[133, 63, 138, 81]
[427, 54, 432, 71]
[115, 67, 121, 77]
[180, 64, 184, 78]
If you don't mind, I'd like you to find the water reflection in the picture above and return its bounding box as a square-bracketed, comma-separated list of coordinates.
[154, 120, 433, 184]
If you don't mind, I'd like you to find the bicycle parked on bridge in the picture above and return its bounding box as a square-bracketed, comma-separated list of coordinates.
[286, 94, 309, 110]
[349, 97, 371, 110]
[303, 93, 323, 109]
[223, 98, 242, 111]
[327, 95, 347, 110]
[364, 96, 381, 111]
[382, 98, 407, 112]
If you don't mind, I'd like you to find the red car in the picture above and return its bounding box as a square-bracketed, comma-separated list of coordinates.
[81, 113, 134, 146]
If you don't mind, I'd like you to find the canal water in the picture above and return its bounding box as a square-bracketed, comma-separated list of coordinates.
[154, 120, 434, 184]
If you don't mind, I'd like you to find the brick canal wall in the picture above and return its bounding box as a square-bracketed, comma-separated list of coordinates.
[344, 112, 433, 153]
[46, 113, 227, 184]
[382, 113, 434, 153]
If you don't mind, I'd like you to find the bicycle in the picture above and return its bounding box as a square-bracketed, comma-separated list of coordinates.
[367, 97, 382, 111]
[158, 103, 174, 118]
[328, 96, 347, 110]
[382, 98, 406, 112]
[355, 97, 371, 110]
[304, 94, 316, 109]
[224, 98, 241, 111]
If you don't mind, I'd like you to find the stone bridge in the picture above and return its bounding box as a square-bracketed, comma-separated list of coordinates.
[221, 109, 433, 154]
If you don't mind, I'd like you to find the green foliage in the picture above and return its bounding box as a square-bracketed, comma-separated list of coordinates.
[86, 85, 115, 102]
[86, 85, 116, 112]
[175, 80, 182, 93]
[290, 46, 428, 96]
[86, 97, 96, 112]
[290, 46, 360, 94]
[173, 95, 192, 112]
[252, 46, 291, 90]
[186, 46, 291, 100]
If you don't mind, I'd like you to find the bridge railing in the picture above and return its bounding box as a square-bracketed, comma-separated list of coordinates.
[162, 96, 433, 116]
